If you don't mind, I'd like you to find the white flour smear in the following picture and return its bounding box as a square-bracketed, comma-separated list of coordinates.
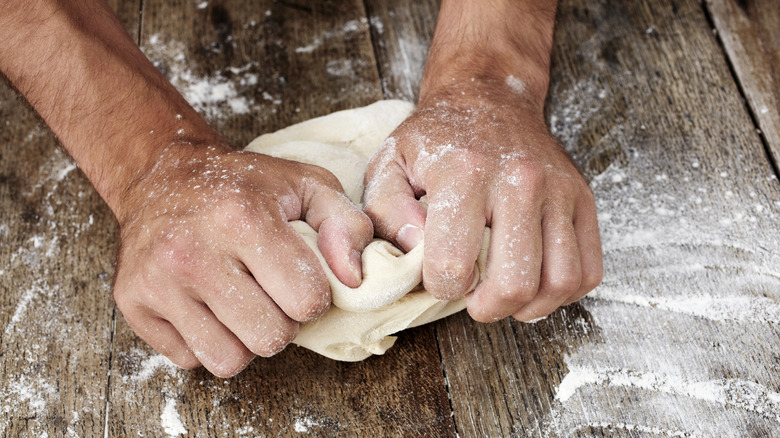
[161, 398, 187, 437]
[142, 34, 259, 121]
[1, 142, 110, 436]
[539, 71, 780, 437]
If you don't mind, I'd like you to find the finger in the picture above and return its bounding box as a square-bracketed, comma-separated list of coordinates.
[466, 190, 543, 322]
[303, 178, 374, 288]
[512, 209, 582, 322]
[165, 297, 255, 378]
[565, 192, 603, 304]
[122, 310, 200, 370]
[235, 206, 332, 323]
[423, 176, 488, 300]
[363, 158, 427, 252]
[200, 266, 299, 357]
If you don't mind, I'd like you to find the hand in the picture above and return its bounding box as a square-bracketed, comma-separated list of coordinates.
[113, 142, 373, 376]
[363, 85, 602, 323]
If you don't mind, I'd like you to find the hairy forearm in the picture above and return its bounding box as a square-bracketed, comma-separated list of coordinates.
[421, 0, 557, 109]
[0, 0, 222, 220]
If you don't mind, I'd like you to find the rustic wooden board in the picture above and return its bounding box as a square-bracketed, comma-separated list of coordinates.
[705, 0, 780, 170]
[368, 0, 780, 436]
[0, 2, 139, 437]
[104, 1, 455, 436]
[3, 0, 780, 436]
[363, 0, 440, 102]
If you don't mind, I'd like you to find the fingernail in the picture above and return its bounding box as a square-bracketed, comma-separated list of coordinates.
[397, 224, 423, 251]
[521, 315, 547, 324]
[349, 250, 363, 285]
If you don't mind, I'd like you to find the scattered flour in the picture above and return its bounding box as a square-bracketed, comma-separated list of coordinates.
[294, 18, 368, 54]
[161, 398, 187, 437]
[129, 353, 182, 383]
[505, 75, 526, 94]
[142, 35, 258, 121]
[555, 364, 780, 422]
[293, 416, 324, 433]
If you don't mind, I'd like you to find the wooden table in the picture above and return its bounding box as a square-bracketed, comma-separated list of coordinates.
[2, 0, 779, 436]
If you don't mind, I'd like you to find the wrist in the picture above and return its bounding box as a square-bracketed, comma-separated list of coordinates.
[420, 0, 557, 111]
[0, 0, 228, 222]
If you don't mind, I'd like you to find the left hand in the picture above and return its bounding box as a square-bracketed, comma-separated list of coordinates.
[363, 84, 603, 322]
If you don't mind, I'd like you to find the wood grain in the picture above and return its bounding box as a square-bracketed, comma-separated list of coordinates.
[2, 0, 780, 436]
[368, 0, 780, 436]
[539, 0, 780, 436]
[104, 1, 454, 436]
[706, 0, 780, 170]
[363, 0, 440, 102]
[0, 2, 139, 436]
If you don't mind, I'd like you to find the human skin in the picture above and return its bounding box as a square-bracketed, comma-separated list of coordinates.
[0, 0, 373, 377]
[363, 0, 604, 322]
[0, 0, 602, 375]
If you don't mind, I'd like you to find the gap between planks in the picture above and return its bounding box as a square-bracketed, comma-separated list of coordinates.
[700, 1, 780, 179]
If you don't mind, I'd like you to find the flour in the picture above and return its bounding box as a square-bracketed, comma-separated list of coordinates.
[0, 376, 58, 436]
[129, 353, 182, 383]
[294, 18, 368, 54]
[555, 364, 780, 422]
[161, 398, 187, 437]
[505, 75, 526, 94]
[142, 35, 258, 121]
[293, 416, 324, 433]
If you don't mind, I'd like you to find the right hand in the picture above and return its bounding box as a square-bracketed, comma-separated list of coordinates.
[112, 142, 373, 377]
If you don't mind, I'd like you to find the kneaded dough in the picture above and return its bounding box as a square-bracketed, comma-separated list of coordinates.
[245, 100, 489, 361]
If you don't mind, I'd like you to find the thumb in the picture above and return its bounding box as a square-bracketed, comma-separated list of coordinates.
[301, 171, 374, 289]
[364, 159, 427, 252]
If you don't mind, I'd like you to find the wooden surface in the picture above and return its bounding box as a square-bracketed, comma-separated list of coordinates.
[705, 0, 780, 170]
[1, 0, 779, 437]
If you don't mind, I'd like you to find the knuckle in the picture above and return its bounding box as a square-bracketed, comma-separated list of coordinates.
[252, 322, 299, 357]
[427, 258, 474, 299]
[501, 282, 539, 305]
[112, 283, 132, 311]
[579, 183, 596, 203]
[151, 233, 199, 277]
[466, 302, 506, 323]
[303, 163, 341, 189]
[581, 267, 604, 291]
[353, 210, 374, 234]
[546, 272, 582, 296]
[211, 196, 260, 231]
[363, 198, 391, 224]
[289, 289, 331, 322]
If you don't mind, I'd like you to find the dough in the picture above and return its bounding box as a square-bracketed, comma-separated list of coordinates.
[245, 100, 489, 361]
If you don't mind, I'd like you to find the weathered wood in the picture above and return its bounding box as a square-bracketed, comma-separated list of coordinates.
[368, 0, 780, 436]
[4, 0, 780, 436]
[105, 1, 454, 436]
[535, 0, 780, 435]
[706, 0, 780, 171]
[363, 0, 440, 102]
[0, 2, 139, 437]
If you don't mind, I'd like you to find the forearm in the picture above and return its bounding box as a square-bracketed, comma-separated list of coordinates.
[421, 0, 557, 110]
[0, 0, 223, 220]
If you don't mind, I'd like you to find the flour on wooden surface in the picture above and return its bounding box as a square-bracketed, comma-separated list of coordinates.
[293, 415, 325, 433]
[161, 398, 187, 437]
[143, 35, 258, 121]
[540, 71, 780, 436]
[294, 18, 368, 54]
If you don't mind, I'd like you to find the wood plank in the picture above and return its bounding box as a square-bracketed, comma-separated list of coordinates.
[363, 0, 440, 102]
[705, 0, 780, 170]
[0, 2, 140, 436]
[105, 1, 455, 436]
[368, 0, 780, 436]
